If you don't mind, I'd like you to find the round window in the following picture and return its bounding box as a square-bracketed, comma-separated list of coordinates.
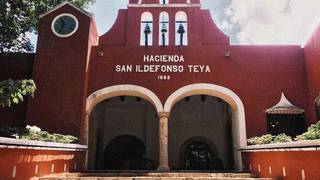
[51, 13, 78, 37]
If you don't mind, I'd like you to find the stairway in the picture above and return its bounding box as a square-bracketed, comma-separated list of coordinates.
[40, 171, 274, 180]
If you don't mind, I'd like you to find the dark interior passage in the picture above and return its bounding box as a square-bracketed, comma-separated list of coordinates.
[183, 141, 224, 170]
[88, 96, 159, 170]
[104, 135, 155, 170]
[169, 95, 234, 170]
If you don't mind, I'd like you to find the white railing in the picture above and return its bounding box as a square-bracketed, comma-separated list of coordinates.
[239, 139, 320, 152]
[0, 137, 87, 151]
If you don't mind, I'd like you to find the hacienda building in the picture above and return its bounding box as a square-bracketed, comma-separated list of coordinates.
[1, 0, 320, 179]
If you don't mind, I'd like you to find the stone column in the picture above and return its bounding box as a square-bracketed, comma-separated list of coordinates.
[157, 112, 170, 171]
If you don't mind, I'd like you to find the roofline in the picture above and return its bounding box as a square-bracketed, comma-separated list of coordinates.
[127, 4, 201, 8]
[39, 1, 92, 19]
[266, 92, 305, 113]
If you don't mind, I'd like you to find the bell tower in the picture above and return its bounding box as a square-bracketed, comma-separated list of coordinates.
[101, 0, 228, 46]
[27, 2, 99, 140]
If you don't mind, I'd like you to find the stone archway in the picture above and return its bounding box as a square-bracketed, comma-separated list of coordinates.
[85, 84, 163, 142]
[164, 83, 247, 170]
[85, 84, 163, 170]
[87, 84, 163, 114]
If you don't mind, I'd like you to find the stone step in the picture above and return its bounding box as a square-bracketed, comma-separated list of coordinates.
[40, 172, 274, 180]
[40, 177, 274, 180]
[64, 172, 256, 178]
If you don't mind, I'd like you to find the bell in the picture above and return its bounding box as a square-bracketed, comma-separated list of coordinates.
[144, 23, 151, 34]
[177, 23, 185, 34]
[161, 23, 167, 33]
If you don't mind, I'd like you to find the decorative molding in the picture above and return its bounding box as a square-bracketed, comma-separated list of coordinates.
[158, 112, 170, 119]
[86, 84, 163, 114]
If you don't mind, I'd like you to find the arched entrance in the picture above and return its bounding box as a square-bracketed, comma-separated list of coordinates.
[169, 95, 234, 170]
[180, 137, 223, 170]
[85, 83, 246, 171]
[104, 135, 155, 170]
[164, 83, 247, 171]
[86, 85, 163, 170]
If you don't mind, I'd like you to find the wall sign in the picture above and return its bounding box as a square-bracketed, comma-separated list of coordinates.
[115, 55, 211, 80]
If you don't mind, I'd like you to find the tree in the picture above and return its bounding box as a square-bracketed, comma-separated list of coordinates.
[0, 0, 95, 53]
[0, 79, 36, 107]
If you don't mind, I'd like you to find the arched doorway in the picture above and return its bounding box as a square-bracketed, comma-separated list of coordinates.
[104, 135, 155, 170]
[184, 141, 213, 170]
[181, 138, 224, 170]
[89, 96, 159, 170]
[165, 83, 246, 171]
[86, 85, 163, 170]
[169, 95, 234, 170]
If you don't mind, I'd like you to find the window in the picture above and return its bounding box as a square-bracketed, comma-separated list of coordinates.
[267, 114, 305, 137]
[160, 0, 169, 4]
[159, 12, 169, 46]
[316, 96, 320, 121]
[140, 12, 153, 46]
[175, 11, 188, 46]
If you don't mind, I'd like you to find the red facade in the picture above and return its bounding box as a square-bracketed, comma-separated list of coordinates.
[0, 54, 34, 127]
[1, 0, 319, 140]
[304, 24, 320, 124]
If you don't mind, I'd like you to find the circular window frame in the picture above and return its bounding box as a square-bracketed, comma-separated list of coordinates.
[51, 13, 79, 38]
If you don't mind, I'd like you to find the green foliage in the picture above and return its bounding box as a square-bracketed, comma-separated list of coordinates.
[0, 125, 78, 143]
[0, 0, 95, 52]
[273, 133, 293, 143]
[247, 134, 273, 145]
[295, 121, 320, 141]
[247, 133, 292, 145]
[0, 79, 36, 107]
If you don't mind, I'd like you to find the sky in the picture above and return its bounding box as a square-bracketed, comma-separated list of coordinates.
[30, 0, 320, 46]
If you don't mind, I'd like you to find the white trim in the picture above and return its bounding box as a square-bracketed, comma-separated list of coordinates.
[283, 167, 286, 177]
[301, 169, 306, 180]
[315, 94, 320, 104]
[164, 83, 247, 171]
[240, 139, 320, 150]
[39, 1, 92, 19]
[86, 84, 163, 114]
[128, 4, 200, 8]
[51, 13, 79, 38]
[0, 137, 87, 150]
[12, 166, 17, 178]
